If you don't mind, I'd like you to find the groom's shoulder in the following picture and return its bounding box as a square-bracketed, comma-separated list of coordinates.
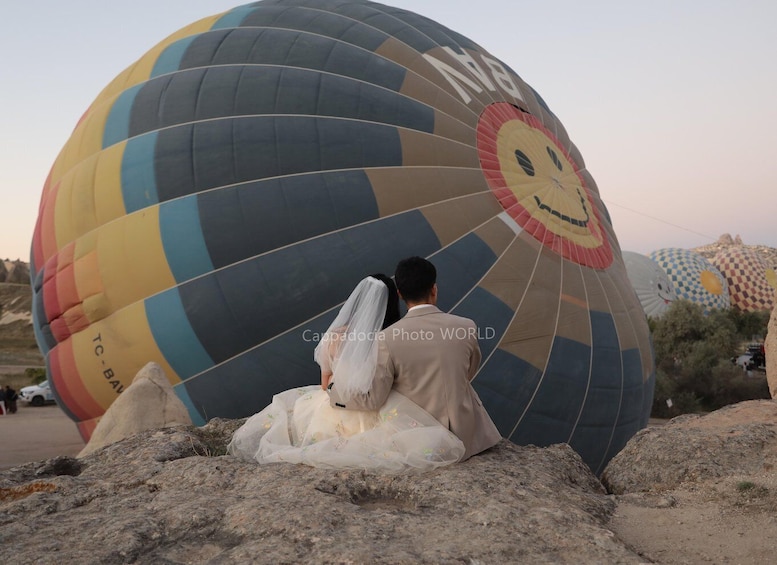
[439, 312, 477, 328]
[400, 309, 476, 328]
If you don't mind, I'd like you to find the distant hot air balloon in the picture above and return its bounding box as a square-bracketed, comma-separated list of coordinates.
[712, 246, 777, 312]
[31, 0, 654, 473]
[622, 251, 677, 318]
[649, 248, 730, 313]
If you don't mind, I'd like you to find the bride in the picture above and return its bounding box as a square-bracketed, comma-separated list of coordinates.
[227, 274, 465, 472]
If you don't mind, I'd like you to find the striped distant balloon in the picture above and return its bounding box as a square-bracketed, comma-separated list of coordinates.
[622, 251, 677, 318]
[649, 248, 730, 313]
[712, 246, 777, 312]
[31, 0, 653, 473]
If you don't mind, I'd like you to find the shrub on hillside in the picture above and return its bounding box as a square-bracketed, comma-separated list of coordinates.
[24, 367, 46, 384]
[649, 301, 770, 417]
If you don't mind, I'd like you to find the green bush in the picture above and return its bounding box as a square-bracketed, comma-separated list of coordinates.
[24, 367, 46, 384]
[649, 301, 770, 417]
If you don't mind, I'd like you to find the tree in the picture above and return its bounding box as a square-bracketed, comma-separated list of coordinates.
[649, 300, 770, 417]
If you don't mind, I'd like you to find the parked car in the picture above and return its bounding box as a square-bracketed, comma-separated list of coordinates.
[732, 353, 753, 370]
[19, 380, 55, 406]
[746, 343, 766, 369]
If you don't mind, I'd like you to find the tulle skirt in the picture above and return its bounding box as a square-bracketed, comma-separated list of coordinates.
[227, 386, 465, 473]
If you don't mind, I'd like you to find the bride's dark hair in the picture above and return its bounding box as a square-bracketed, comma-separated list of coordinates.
[369, 273, 401, 329]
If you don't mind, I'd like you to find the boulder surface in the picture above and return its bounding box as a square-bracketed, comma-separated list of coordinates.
[78, 362, 192, 457]
[1, 423, 642, 564]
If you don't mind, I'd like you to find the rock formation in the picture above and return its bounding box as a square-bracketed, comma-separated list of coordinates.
[767, 306, 777, 398]
[717, 233, 735, 246]
[694, 236, 777, 268]
[0, 260, 30, 284]
[603, 399, 777, 564]
[78, 362, 193, 457]
[602, 399, 777, 494]
[1, 424, 644, 564]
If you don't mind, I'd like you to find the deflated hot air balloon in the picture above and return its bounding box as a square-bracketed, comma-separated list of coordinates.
[649, 248, 730, 313]
[31, 0, 654, 473]
[712, 246, 777, 312]
[622, 251, 677, 318]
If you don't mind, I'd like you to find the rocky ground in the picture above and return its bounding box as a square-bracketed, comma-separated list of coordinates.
[1, 426, 644, 564]
[604, 400, 777, 564]
[4, 400, 777, 564]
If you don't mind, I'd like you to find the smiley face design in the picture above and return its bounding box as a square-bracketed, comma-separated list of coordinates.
[654, 278, 676, 305]
[477, 102, 612, 269]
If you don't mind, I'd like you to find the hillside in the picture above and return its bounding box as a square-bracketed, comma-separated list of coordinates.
[693, 233, 777, 266]
[0, 281, 42, 366]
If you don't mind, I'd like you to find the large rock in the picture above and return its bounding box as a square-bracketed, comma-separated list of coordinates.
[602, 399, 777, 494]
[1, 426, 643, 564]
[78, 362, 192, 457]
[767, 306, 777, 397]
[1, 260, 30, 284]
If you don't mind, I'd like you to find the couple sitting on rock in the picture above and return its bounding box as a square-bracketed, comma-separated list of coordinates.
[228, 256, 501, 472]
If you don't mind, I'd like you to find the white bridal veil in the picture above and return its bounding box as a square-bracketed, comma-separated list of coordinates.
[314, 276, 388, 398]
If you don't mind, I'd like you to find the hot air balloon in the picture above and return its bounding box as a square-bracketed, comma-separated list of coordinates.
[712, 246, 777, 312]
[31, 0, 653, 473]
[649, 248, 730, 313]
[622, 251, 677, 318]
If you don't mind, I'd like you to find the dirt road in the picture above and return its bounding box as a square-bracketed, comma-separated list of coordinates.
[0, 402, 85, 470]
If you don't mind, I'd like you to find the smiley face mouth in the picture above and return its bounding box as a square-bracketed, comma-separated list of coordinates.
[533, 187, 590, 227]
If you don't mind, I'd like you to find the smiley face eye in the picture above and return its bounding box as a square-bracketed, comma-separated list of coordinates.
[546, 147, 563, 171]
[658, 283, 663, 290]
[514, 150, 535, 176]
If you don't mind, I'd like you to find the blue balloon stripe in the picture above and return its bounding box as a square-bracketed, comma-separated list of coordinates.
[237, 3, 388, 53]
[431, 233, 498, 312]
[32, 285, 55, 353]
[128, 65, 434, 144]
[159, 196, 214, 283]
[121, 132, 159, 213]
[508, 336, 591, 443]
[472, 347, 543, 438]
[173, 382, 207, 426]
[562, 311, 624, 468]
[153, 116, 403, 203]
[179, 209, 442, 365]
[197, 170, 380, 270]
[151, 36, 197, 78]
[212, 5, 256, 30]
[181, 312, 335, 420]
[103, 84, 142, 148]
[568, 387, 626, 474]
[179, 26, 406, 93]
[268, 0, 477, 53]
[145, 291, 214, 382]
[451, 286, 513, 362]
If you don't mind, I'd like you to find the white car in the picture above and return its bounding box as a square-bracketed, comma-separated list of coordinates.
[19, 380, 55, 406]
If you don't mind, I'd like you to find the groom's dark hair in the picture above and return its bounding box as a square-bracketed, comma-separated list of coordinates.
[394, 256, 436, 303]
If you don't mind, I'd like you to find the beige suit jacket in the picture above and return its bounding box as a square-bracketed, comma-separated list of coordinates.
[329, 305, 502, 460]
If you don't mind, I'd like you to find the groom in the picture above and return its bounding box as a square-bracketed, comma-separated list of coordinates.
[328, 256, 502, 460]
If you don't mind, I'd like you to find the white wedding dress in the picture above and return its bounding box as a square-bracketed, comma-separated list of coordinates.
[227, 277, 465, 473]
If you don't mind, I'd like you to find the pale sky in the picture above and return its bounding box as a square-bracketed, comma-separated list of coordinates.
[2, 0, 775, 262]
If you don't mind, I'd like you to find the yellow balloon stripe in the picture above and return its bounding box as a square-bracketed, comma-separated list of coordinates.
[43, 13, 228, 236]
[74, 206, 176, 326]
[69, 300, 182, 413]
[51, 142, 127, 253]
